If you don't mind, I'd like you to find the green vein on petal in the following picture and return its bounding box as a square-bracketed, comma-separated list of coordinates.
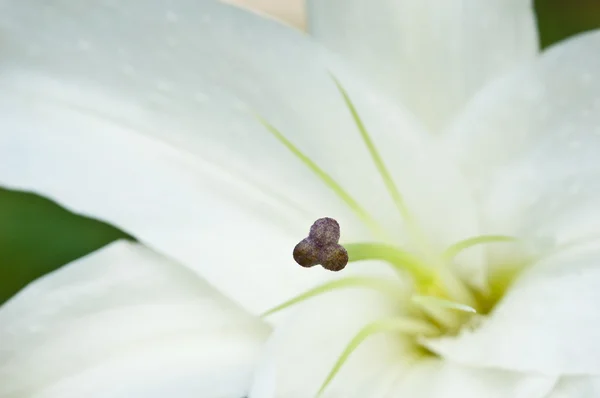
[443, 235, 519, 261]
[330, 75, 412, 224]
[411, 295, 477, 313]
[260, 276, 407, 317]
[345, 242, 433, 285]
[256, 115, 385, 238]
[317, 317, 439, 396]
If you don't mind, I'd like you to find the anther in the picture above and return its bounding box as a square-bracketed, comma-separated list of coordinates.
[293, 218, 349, 272]
[309, 217, 341, 246]
[293, 238, 319, 268]
[319, 244, 348, 271]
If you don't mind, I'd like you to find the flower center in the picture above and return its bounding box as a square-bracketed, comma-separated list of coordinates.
[256, 76, 531, 395]
[264, 217, 527, 395]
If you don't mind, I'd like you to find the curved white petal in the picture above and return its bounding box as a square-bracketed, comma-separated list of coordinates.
[426, 242, 600, 374]
[248, 288, 409, 398]
[544, 376, 600, 398]
[307, 0, 539, 132]
[444, 30, 600, 250]
[385, 360, 555, 398]
[249, 290, 406, 398]
[0, 240, 270, 398]
[0, 0, 481, 312]
[247, 286, 555, 398]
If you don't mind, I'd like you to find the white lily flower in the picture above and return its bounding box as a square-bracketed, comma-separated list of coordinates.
[1, 0, 600, 397]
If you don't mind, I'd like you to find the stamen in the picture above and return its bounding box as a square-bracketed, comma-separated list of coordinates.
[261, 276, 408, 317]
[411, 297, 462, 331]
[344, 242, 433, 285]
[330, 77, 412, 225]
[443, 235, 519, 262]
[317, 317, 439, 395]
[411, 295, 476, 314]
[434, 266, 479, 310]
[439, 234, 519, 308]
[256, 115, 386, 239]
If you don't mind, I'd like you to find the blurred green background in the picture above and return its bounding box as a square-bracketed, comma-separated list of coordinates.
[1, 0, 600, 305]
[536, 0, 600, 48]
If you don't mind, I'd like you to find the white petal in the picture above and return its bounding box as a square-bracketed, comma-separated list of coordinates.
[307, 0, 539, 132]
[426, 242, 600, 374]
[0, 0, 481, 311]
[545, 376, 600, 398]
[249, 288, 410, 398]
[384, 360, 555, 398]
[0, 240, 270, 398]
[444, 30, 600, 250]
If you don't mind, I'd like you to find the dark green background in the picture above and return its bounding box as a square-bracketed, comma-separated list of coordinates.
[1, 0, 600, 305]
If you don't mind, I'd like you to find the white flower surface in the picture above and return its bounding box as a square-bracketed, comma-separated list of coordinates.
[1, 0, 600, 397]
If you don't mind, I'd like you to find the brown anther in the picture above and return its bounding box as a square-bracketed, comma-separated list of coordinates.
[309, 217, 340, 246]
[293, 218, 348, 271]
[293, 238, 319, 268]
[319, 244, 349, 272]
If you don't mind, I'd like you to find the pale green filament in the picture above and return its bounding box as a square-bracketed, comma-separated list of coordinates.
[444, 235, 519, 262]
[410, 295, 475, 329]
[439, 234, 519, 308]
[434, 266, 479, 310]
[331, 76, 435, 262]
[261, 276, 407, 317]
[317, 317, 439, 395]
[344, 242, 433, 285]
[256, 115, 385, 238]
[411, 295, 476, 313]
[330, 77, 412, 224]
[411, 298, 462, 330]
